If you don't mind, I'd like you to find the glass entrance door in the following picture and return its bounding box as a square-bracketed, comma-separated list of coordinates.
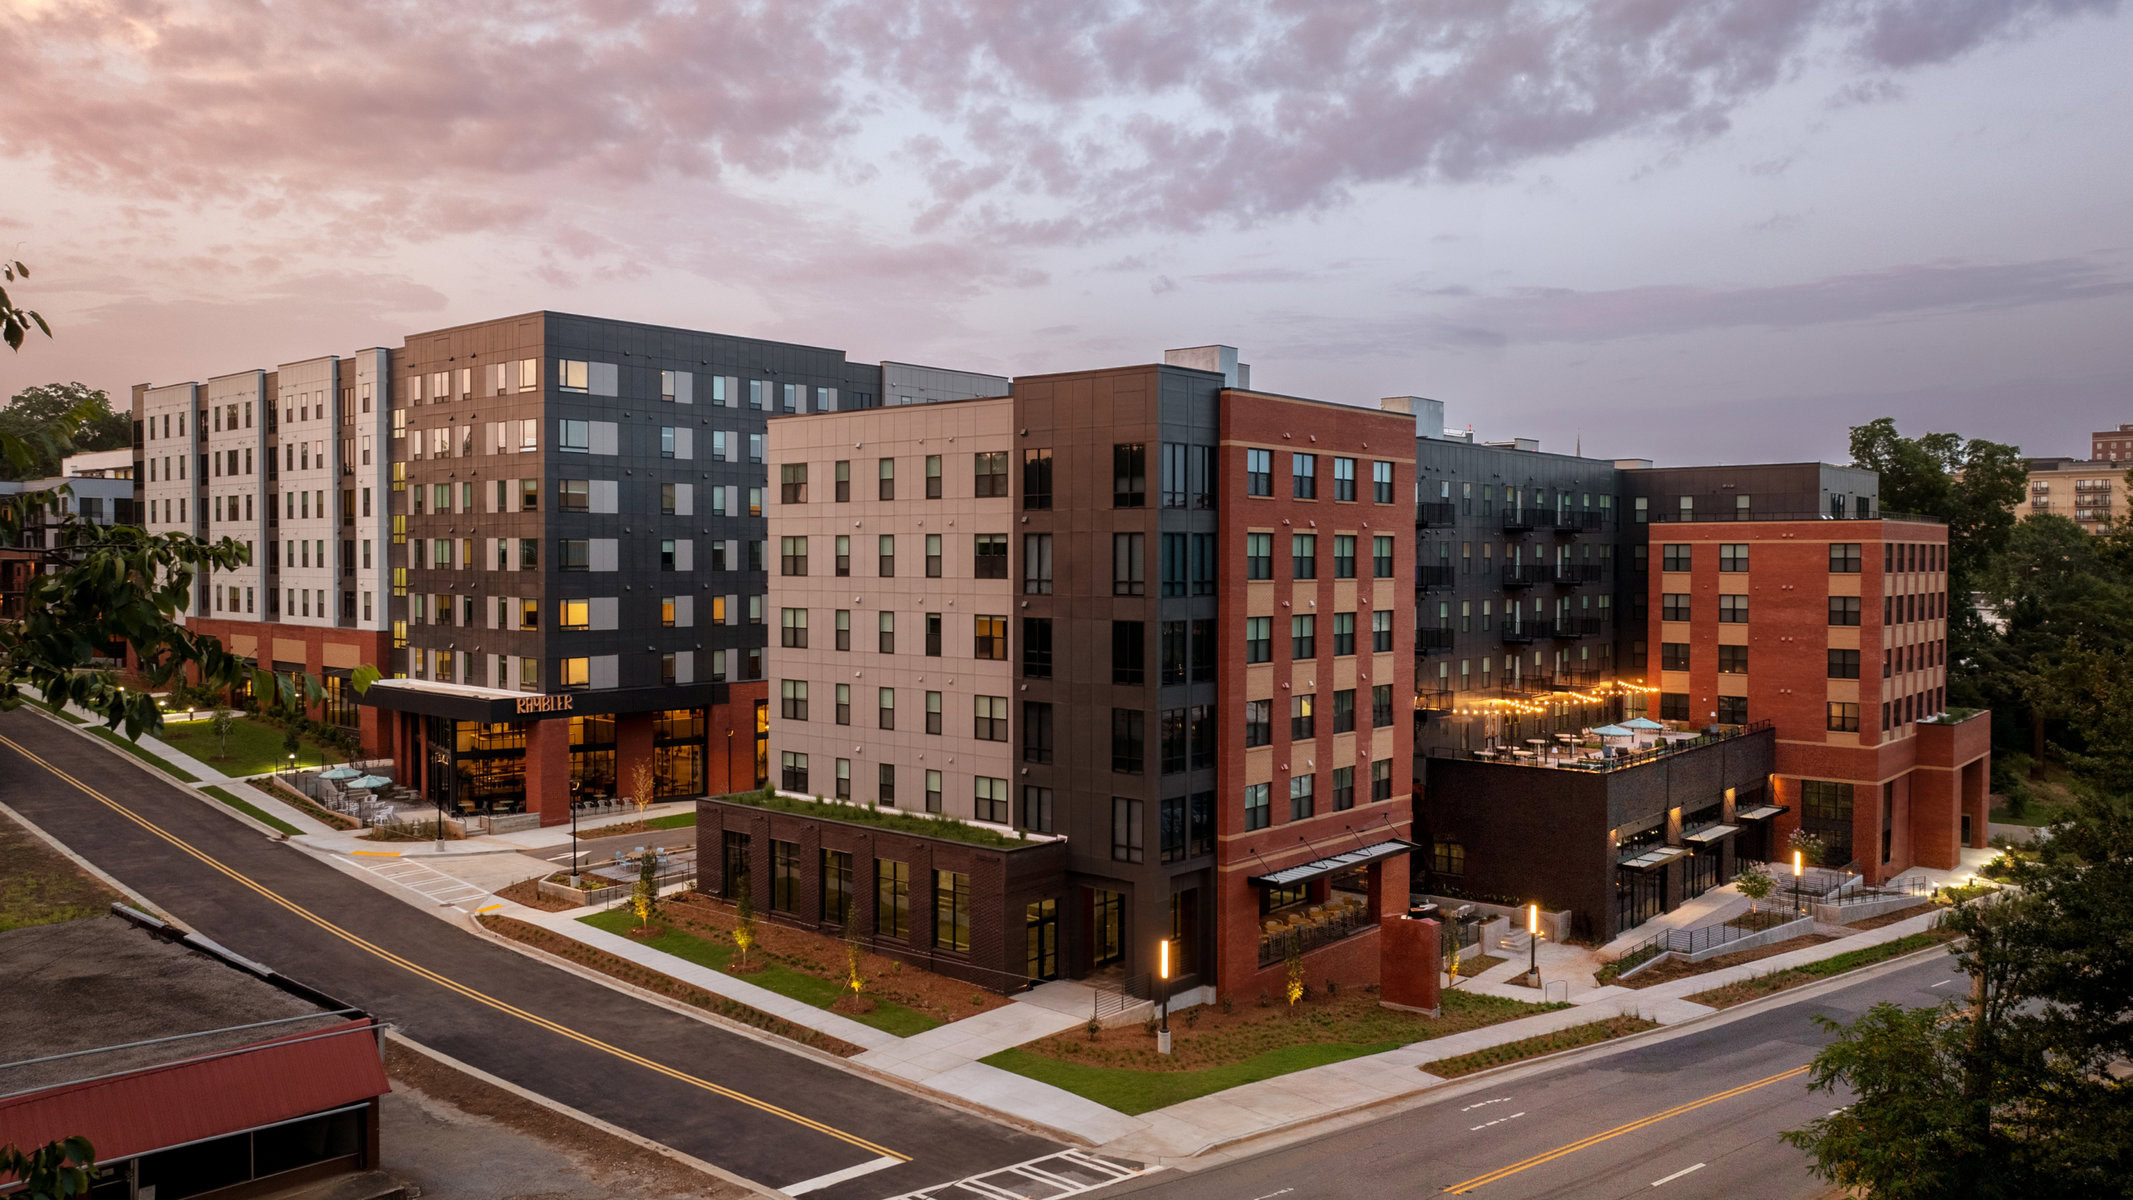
[1026, 899, 1058, 981]
[1091, 889, 1124, 967]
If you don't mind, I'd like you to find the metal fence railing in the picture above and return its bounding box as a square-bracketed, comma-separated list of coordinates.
[1258, 903, 1371, 967]
[1823, 874, 1934, 909]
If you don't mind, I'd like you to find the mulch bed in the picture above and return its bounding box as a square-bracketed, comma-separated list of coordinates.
[1612, 935, 1833, 989]
[1423, 1015, 1661, 1078]
[655, 893, 1011, 1025]
[477, 914, 861, 1056]
[495, 877, 577, 912]
[1846, 901, 1940, 930]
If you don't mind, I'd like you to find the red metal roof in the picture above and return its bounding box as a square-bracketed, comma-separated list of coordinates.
[0, 1018, 389, 1162]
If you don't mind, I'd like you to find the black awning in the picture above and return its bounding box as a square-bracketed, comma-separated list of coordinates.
[1248, 839, 1419, 888]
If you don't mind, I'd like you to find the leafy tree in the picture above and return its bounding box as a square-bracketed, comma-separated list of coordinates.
[629, 760, 656, 817]
[0, 383, 131, 481]
[732, 887, 757, 968]
[0, 1136, 95, 1199]
[1973, 514, 2133, 775]
[210, 703, 234, 760]
[631, 850, 660, 932]
[1784, 793, 2133, 1197]
[0, 260, 49, 352]
[1734, 861, 1773, 916]
[1285, 945, 1305, 1007]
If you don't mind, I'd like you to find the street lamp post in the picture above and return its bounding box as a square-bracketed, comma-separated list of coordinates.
[1792, 849, 1805, 916]
[569, 781, 583, 887]
[1527, 903, 1540, 987]
[1156, 938, 1172, 1056]
[286, 751, 296, 789]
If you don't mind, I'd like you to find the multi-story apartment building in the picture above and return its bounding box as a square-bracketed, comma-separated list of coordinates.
[2021, 456, 2127, 533]
[130, 311, 1004, 825]
[2094, 422, 2133, 463]
[739, 349, 1416, 999]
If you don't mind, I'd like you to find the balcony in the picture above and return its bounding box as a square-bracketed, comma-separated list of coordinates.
[1418, 563, 1455, 589]
[1502, 508, 1536, 533]
[1552, 510, 1603, 535]
[1414, 688, 1454, 716]
[1418, 501, 1457, 527]
[1417, 626, 1455, 652]
[1502, 621, 1547, 644]
[1553, 563, 1605, 586]
[1502, 565, 1549, 588]
[1557, 664, 1603, 688]
[1551, 616, 1605, 638]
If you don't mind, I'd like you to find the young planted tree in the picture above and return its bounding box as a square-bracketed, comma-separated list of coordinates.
[732, 887, 757, 970]
[842, 908, 865, 1001]
[630, 760, 657, 817]
[1285, 945, 1305, 1008]
[1734, 861, 1774, 917]
[630, 850, 661, 933]
[210, 704, 234, 762]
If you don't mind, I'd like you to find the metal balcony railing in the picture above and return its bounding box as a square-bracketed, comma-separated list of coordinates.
[1418, 501, 1457, 527]
[1502, 565, 1549, 588]
[1417, 626, 1455, 651]
[1418, 563, 1456, 589]
[1502, 508, 1536, 533]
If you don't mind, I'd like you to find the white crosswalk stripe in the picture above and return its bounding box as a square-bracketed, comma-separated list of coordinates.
[879, 1150, 1158, 1200]
[353, 856, 491, 911]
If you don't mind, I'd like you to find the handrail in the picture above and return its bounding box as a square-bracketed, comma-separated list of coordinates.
[1643, 509, 1943, 525]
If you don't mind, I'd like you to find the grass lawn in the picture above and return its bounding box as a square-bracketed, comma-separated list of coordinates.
[983, 987, 1564, 1115]
[154, 716, 342, 778]
[646, 811, 697, 830]
[89, 727, 200, 782]
[579, 909, 941, 1038]
[1423, 1015, 1661, 1078]
[1, 810, 120, 930]
[1684, 929, 1957, 1008]
[199, 786, 302, 836]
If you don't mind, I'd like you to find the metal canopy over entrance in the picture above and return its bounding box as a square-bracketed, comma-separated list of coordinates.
[1618, 845, 1690, 871]
[1247, 839, 1418, 889]
[1684, 824, 1740, 845]
[1734, 804, 1788, 822]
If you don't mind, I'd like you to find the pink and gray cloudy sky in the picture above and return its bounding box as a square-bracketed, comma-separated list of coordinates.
[3, 0, 2130, 464]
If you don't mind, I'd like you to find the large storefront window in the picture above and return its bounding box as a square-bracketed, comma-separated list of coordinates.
[322, 672, 359, 730]
[444, 719, 529, 813]
[571, 714, 617, 797]
[654, 708, 707, 798]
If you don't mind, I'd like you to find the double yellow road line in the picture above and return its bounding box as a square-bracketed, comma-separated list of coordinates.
[1443, 1064, 1811, 1193]
[0, 732, 907, 1164]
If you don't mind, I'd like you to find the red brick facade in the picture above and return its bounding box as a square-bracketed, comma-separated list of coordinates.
[181, 616, 392, 754]
[1216, 394, 1416, 998]
[1643, 518, 1987, 881]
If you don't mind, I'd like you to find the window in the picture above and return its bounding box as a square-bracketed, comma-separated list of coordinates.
[974, 451, 1007, 497]
[875, 860, 909, 937]
[1372, 683, 1394, 727]
[1719, 644, 1749, 674]
[1661, 544, 1691, 571]
[1829, 542, 1863, 573]
[974, 614, 1007, 660]
[1333, 688, 1355, 733]
[1291, 614, 1316, 659]
[1020, 785, 1052, 833]
[877, 457, 895, 500]
[1245, 617, 1271, 664]
[877, 686, 896, 730]
[1023, 533, 1052, 594]
[780, 680, 808, 721]
[1291, 453, 1316, 499]
[1333, 535, 1356, 578]
[878, 611, 895, 654]
[1661, 642, 1691, 671]
[1719, 595, 1749, 624]
[833, 609, 850, 651]
[1113, 532, 1145, 595]
[558, 479, 589, 512]
[1662, 593, 1691, 622]
[1373, 535, 1394, 578]
[558, 599, 590, 631]
[1023, 702, 1054, 764]
[1244, 783, 1270, 831]
[1332, 766, 1356, 811]
[1828, 648, 1861, 679]
[1717, 696, 1748, 724]
[558, 539, 591, 571]
[975, 695, 1009, 742]
[1332, 612, 1356, 656]
[1373, 459, 1394, 503]
[1720, 543, 1748, 572]
[835, 683, 851, 725]
[925, 770, 942, 812]
[878, 534, 895, 577]
[1023, 617, 1052, 678]
[780, 536, 808, 576]
[779, 463, 807, 503]
[1113, 443, 1146, 507]
[560, 657, 591, 689]
[1111, 708, 1144, 773]
[780, 607, 808, 648]
[935, 871, 970, 952]
[556, 359, 589, 392]
[1111, 620, 1146, 684]
[1432, 838, 1466, 876]
[1246, 448, 1272, 496]
[771, 840, 799, 912]
[1244, 699, 1271, 748]
[971, 776, 1010, 824]
[974, 533, 1008, 579]
[1112, 797, 1144, 863]
[1829, 596, 1862, 626]
[1372, 609, 1394, 653]
[1659, 692, 1689, 720]
[1827, 701, 1860, 732]
[1246, 532, 1273, 579]
[1289, 774, 1315, 820]
[921, 534, 943, 579]
[923, 454, 942, 499]
[1291, 533, 1316, 579]
[659, 539, 679, 571]
[1291, 693, 1315, 739]
[558, 419, 590, 453]
[1023, 449, 1052, 509]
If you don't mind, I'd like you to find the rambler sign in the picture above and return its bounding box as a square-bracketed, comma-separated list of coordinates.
[515, 694, 576, 715]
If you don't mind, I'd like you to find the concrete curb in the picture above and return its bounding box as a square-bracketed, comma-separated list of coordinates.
[459, 909, 1099, 1150]
[384, 1031, 786, 1200]
[1140, 939, 1960, 1167]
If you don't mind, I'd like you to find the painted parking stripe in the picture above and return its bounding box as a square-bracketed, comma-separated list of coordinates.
[781, 1154, 900, 1195]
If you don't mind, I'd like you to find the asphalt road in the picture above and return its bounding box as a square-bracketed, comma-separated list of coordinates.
[1097, 953, 1967, 1200]
[0, 711, 1053, 1199]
